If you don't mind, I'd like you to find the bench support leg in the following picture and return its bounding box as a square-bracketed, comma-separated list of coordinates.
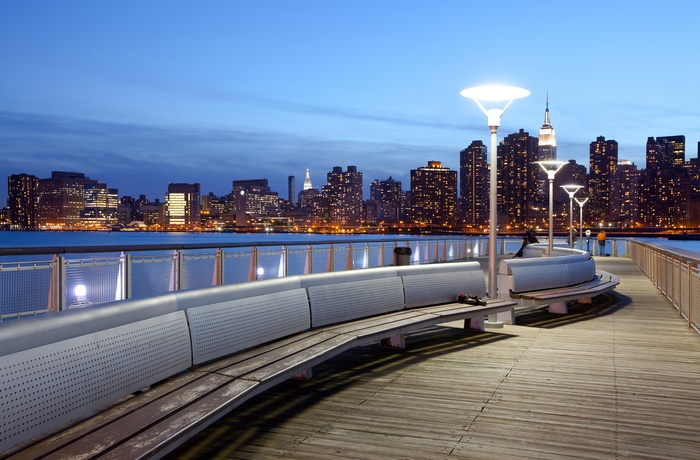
[496, 309, 514, 325]
[293, 368, 313, 380]
[465, 316, 484, 331]
[381, 334, 406, 349]
[549, 301, 568, 314]
[578, 297, 593, 304]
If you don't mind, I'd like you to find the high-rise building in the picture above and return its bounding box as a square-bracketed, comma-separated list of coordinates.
[459, 141, 489, 228]
[498, 129, 540, 228]
[36, 171, 94, 229]
[7, 173, 38, 230]
[410, 161, 457, 228]
[323, 166, 363, 226]
[588, 136, 618, 224]
[369, 177, 403, 223]
[287, 176, 295, 205]
[615, 160, 640, 226]
[640, 136, 688, 226]
[303, 169, 313, 191]
[166, 183, 201, 228]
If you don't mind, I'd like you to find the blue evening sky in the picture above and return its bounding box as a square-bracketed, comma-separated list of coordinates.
[1, 1, 698, 202]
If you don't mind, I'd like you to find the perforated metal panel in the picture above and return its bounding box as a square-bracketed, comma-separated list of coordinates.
[0, 311, 192, 454]
[510, 264, 569, 293]
[567, 260, 596, 285]
[308, 277, 405, 327]
[187, 288, 311, 365]
[402, 271, 486, 309]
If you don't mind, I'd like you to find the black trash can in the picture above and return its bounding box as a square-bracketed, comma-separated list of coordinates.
[393, 247, 412, 266]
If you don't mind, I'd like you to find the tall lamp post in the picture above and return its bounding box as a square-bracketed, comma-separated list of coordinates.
[460, 85, 530, 304]
[536, 160, 566, 253]
[561, 185, 583, 248]
[574, 197, 589, 251]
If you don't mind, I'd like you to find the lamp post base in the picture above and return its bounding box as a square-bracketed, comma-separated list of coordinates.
[484, 319, 505, 328]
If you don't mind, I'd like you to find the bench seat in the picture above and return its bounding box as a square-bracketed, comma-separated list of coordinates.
[513, 270, 619, 304]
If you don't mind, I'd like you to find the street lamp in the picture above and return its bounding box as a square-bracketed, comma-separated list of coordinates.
[536, 160, 566, 253]
[561, 185, 583, 248]
[460, 85, 530, 304]
[574, 197, 589, 251]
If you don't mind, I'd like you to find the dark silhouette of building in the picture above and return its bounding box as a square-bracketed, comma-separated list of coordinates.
[369, 176, 404, 223]
[7, 173, 38, 229]
[498, 129, 540, 228]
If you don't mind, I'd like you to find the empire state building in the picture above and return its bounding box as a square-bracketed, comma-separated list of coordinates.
[538, 95, 557, 161]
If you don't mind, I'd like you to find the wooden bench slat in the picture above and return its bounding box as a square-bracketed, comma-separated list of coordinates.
[99, 378, 261, 460]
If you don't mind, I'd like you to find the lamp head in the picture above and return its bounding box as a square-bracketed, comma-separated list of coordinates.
[536, 160, 566, 179]
[460, 84, 530, 127]
[561, 184, 583, 197]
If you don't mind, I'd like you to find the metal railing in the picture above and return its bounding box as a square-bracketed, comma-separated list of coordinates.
[0, 237, 494, 319]
[627, 239, 699, 333]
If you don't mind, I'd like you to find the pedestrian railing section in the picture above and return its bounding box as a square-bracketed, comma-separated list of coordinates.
[627, 240, 700, 334]
[0, 237, 495, 319]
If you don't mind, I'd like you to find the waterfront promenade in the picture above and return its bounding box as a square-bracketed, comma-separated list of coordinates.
[166, 257, 700, 460]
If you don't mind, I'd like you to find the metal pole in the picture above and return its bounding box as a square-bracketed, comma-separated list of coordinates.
[488, 125, 498, 299]
[569, 196, 574, 248]
[579, 204, 584, 250]
[548, 177, 554, 253]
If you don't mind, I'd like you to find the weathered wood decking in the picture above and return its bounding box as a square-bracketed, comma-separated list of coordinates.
[166, 258, 700, 460]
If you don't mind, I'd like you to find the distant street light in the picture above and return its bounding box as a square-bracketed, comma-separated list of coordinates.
[536, 160, 566, 253]
[575, 197, 589, 251]
[460, 85, 530, 307]
[561, 185, 583, 248]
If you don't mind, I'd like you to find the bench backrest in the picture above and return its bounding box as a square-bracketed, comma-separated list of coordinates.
[173, 276, 302, 310]
[0, 311, 192, 454]
[397, 262, 486, 308]
[306, 277, 405, 327]
[499, 253, 596, 293]
[186, 288, 311, 365]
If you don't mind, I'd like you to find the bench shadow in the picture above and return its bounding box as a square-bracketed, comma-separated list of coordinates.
[512, 291, 629, 329]
[165, 326, 514, 458]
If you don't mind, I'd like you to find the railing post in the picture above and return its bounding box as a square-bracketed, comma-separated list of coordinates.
[248, 247, 258, 281]
[326, 244, 335, 273]
[213, 248, 224, 285]
[378, 242, 385, 267]
[125, 253, 132, 298]
[304, 245, 313, 274]
[346, 243, 353, 271]
[59, 256, 66, 311]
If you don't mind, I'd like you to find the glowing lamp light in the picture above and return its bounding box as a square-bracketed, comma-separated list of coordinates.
[74, 284, 87, 297]
[257, 267, 265, 277]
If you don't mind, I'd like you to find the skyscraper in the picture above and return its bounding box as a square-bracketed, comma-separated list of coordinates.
[303, 169, 313, 191]
[323, 166, 363, 226]
[498, 129, 540, 228]
[640, 136, 688, 226]
[459, 141, 488, 228]
[588, 136, 618, 224]
[537, 96, 557, 198]
[7, 173, 38, 230]
[287, 176, 295, 205]
[410, 161, 457, 228]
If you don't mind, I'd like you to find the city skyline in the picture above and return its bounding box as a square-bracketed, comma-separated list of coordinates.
[2, 1, 699, 203]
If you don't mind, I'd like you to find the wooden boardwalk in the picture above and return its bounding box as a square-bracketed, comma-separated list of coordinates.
[167, 258, 700, 460]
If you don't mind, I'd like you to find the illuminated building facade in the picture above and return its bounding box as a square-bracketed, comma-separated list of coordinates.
[36, 171, 93, 229]
[323, 166, 363, 226]
[166, 183, 201, 228]
[640, 136, 689, 226]
[81, 182, 119, 228]
[410, 161, 457, 228]
[369, 176, 403, 223]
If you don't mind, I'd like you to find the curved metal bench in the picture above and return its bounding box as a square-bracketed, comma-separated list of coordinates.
[1, 262, 515, 459]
